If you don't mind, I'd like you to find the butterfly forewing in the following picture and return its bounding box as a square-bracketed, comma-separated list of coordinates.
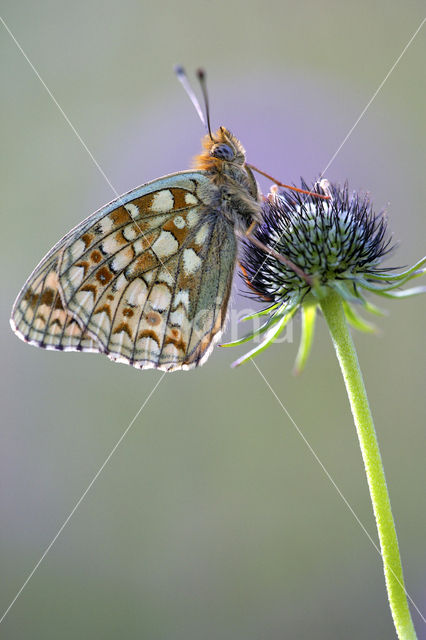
[11, 171, 237, 371]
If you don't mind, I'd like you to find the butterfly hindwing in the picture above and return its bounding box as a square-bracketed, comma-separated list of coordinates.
[11, 171, 237, 371]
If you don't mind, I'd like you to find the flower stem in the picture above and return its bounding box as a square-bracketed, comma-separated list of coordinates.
[319, 290, 417, 640]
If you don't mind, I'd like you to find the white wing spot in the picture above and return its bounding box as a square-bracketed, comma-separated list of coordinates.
[126, 278, 148, 306]
[183, 248, 202, 274]
[170, 309, 184, 326]
[186, 210, 200, 228]
[112, 249, 132, 271]
[195, 224, 209, 245]
[125, 203, 139, 219]
[152, 189, 174, 212]
[157, 269, 174, 286]
[173, 215, 185, 229]
[143, 270, 155, 285]
[151, 231, 178, 258]
[101, 217, 114, 234]
[149, 284, 172, 311]
[102, 234, 121, 255]
[133, 238, 147, 255]
[115, 273, 128, 291]
[123, 225, 138, 242]
[173, 290, 189, 311]
[184, 193, 197, 205]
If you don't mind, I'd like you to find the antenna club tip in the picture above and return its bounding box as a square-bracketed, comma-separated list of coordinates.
[196, 68, 206, 80]
[174, 65, 185, 76]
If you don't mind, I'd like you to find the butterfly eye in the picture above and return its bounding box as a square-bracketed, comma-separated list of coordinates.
[210, 143, 235, 161]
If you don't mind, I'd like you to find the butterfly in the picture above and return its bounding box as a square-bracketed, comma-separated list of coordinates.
[10, 69, 324, 372]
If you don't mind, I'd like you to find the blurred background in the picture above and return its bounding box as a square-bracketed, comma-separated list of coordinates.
[1, 1, 425, 638]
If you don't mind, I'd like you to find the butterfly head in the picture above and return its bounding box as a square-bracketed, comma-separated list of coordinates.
[193, 126, 246, 171]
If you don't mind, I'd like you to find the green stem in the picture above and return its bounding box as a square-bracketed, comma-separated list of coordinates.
[319, 290, 417, 640]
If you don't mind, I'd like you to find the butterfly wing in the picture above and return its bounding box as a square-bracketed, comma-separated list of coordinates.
[11, 171, 237, 371]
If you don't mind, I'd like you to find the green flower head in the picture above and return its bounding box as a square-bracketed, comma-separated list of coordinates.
[225, 179, 426, 371]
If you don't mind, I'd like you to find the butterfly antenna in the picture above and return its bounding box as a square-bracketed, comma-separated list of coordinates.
[175, 65, 207, 130]
[196, 69, 214, 141]
[246, 164, 330, 200]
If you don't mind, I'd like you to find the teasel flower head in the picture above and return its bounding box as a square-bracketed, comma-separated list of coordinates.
[224, 179, 426, 371]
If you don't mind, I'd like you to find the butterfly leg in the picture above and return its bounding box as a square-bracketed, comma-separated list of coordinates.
[244, 232, 313, 285]
[242, 221, 313, 285]
[246, 164, 330, 200]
